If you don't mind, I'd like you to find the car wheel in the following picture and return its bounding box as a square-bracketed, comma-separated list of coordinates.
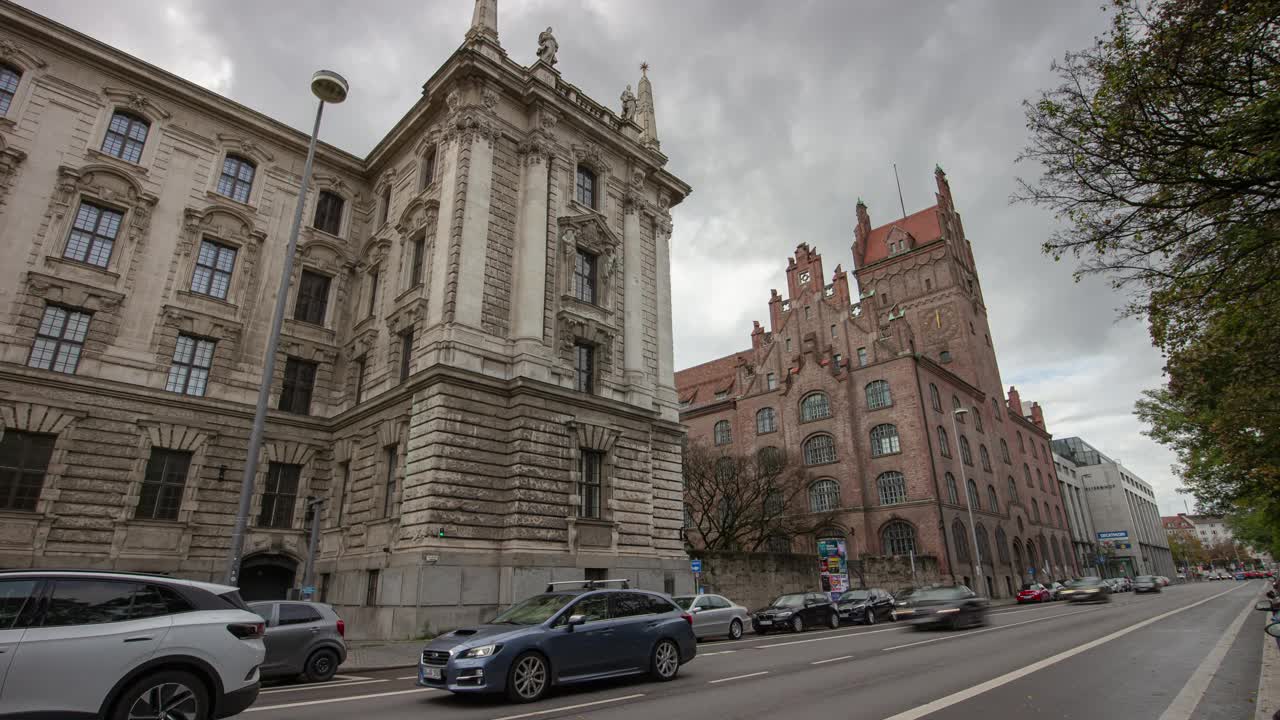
[828, 612, 840, 629]
[650, 639, 681, 681]
[303, 648, 340, 683]
[111, 670, 209, 720]
[506, 652, 550, 703]
[728, 619, 743, 640]
[791, 615, 804, 633]
[865, 610, 876, 626]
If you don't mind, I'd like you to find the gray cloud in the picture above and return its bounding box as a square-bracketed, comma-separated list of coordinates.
[20, 0, 1183, 513]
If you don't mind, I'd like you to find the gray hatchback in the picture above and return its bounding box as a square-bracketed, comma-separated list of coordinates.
[249, 601, 348, 683]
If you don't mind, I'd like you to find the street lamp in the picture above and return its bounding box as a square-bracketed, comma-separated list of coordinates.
[950, 407, 985, 597]
[224, 70, 349, 586]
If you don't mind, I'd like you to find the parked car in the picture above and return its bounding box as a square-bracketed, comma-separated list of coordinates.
[1017, 583, 1053, 604]
[751, 592, 839, 634]
[835, 588, 895, 625]
[249, 600, 347, 682]
[1059, 577, 1112, 603]
[894, 586, 988, 630]
[417, 580, 695, 703]
[1236, 571, 1248, 580]
[1133, 575, 1162, 594]
[1156, 576, 1170, 586]
[0, 569, 265, 720]
[1106, 577, 1131, 592]
[673, 593, 750, 640]
[1047, 582, 1069, 600]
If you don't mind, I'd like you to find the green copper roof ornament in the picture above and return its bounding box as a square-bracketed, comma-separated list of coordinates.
[935, 163, 945, 173]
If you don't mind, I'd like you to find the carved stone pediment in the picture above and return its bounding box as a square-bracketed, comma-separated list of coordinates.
[557, 311, 617, 371]
[557, 214, 621, 317]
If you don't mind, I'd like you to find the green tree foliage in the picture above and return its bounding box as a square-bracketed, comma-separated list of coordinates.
[1166, 529, 1207, 568]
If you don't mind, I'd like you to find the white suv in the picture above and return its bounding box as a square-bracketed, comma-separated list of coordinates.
[0, 570, 266, 719]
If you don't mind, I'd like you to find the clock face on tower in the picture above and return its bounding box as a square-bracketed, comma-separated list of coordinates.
[799, 271, 810, 283]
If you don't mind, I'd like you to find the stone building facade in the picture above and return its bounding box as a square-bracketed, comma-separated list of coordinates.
[0, 0, 691, 638]
[676, 170, 1077, 599]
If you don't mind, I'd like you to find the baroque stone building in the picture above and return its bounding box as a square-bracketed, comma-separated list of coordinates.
[676, 170, 1076, 599]
[0, 0, 691, 638]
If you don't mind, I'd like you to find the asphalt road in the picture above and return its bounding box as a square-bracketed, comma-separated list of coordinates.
[234, 580, 1270, 720]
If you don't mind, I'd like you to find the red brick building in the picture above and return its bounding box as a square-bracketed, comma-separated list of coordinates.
[676, 168, 1076, 599]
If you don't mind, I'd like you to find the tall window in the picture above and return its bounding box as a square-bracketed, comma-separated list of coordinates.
[966, 478, 980, 510]
[946, 472, 959, 505]
[335, 461, 350, 526]
[165, 334, 215, 396]
[1031, 502, 1041, 524]
[800, 392, 831, 421]
[877, 471, 906, 505]
[0, 64, 19, 116]
[882, 521, 916, 556]
[803, 434, 836, 465]
[870, 424, 900, 457]
[1000, 438, 1011, 464]
[313, 190, 344, 235]
[279, 358, 317, 415]
[976, 524, 991, 565]
[575, 165, 596, 208]
[1017, 432, 1025, 452]
[1024, 464, 1033, 487]
[756, 407, 777, 434]
[952, 395, 964, 420]
[996, 527, 1010, 563]
[29, 306, 90, 375]
[973, 410, 984, 433]
[137, 449, 191, 521]
[1008, 477, 1019, 503]
[258, 463, 300, 528]
[1055, 505, 1064, 528]
[0, 431, 55, 512]
[766, 372, 777, 390]
[294, 270, 331, 325]
[857, 347, 868, 367]
[987, 485, 999, 513]
[809, 479, 840, 512]
[383, 446, 398, 517]
[420, 146, 437, 189]
[713, 420, 733, 445]
[573, 250, 597, 303]
[1031, 442, 1039, 459]
[354, 355, 367, 403]
[216, 155, 255, 203]
[1043, 502, 1051, 525]
[980, 445, 992, 472]
[191, 239, 236, 300]
[65, 201, 123, 268]
[991, 396, 1002, 420]
[959, 435, 973, 465]
[938, 426, 951, 457]
[367, 270, 380, 317]
[757, 447, 783, 473]
[410, 235, 427, 286]
[578, 450, 603, 519]
[930, 383, 942, 412]
[379, 186, 391, 226]
[574, 343, 594, 393]
[953, 520, 970, 563]
[399, 328, 414, 383]
[101, 110, 149, 163]
[865, 380, 891, 409]
[1037, 468, 1045, 490]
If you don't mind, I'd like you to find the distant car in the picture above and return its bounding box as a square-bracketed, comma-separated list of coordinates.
[1047, 581, 1068, 600]
[1133, 575, 1162, 594]
[1156, 576, 1170, 586]
[249, 601, 347, 683]
[1176, 573, 1187, 581]
[673, 594, 750, 640]
[1017, 583, 1052, 604]
[417, 580, 696, 702]
[751, 592, 839, 634]
[894, 586, 989, 630]
[1106, 577, 1131, 592]
[1236, 572, 1248, 580]
[1060, 577, 1111, 603]
[835, 588, 895, 625]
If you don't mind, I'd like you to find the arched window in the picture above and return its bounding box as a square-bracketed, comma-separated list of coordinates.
[765, 534, 791, 553]
[865, 380, 892, 409]
[1026, 539, 1038, 571]
[973, 409, 984, 433]
[1043, 502, 1051, 525]
[1031, 502, 1041, 523]
[1055, 505, 1064, 528]
[953, 520, 970, 563]
[952, 395, 964, 420]
[945, 472, 959, 505]
[995, 527, 1010, 563]
[217, 154, 256, 204]
[803, 434, 836, 465]
[1037, 468, 1045, 490]
[713, 420, 732, 446]
[870, 424, 900, 457]
[0, 64, 20, 116]
[800, 392, 831, 421]
[1024, 464, 1033, 487]
[1049, 479, 1058, 496]
[756, 407, 777, 434]
[809, 479, 840, 512]
[420, 145, 438, 190]
[877, 471, 907, 505]
[976, 524, 992, 565]
[938, 426, 951, 457]
[1031, 441, 1039, 459]
[987, 485, 999, 513]
[882, 521, 916, 556]
[101, 110, 150, 164]
[1000, 438, 1011, 464]
[1043, 444, 1050, 461]
[966, 479, 980, 510]
[1007, 476, 1019, 503]
[757, 446, 784, 473]
[991, 396, 1002, 419]
[1017, 432, 1025, 452]
[930, 383, 942, 412]
[959, 435, 973, 466]
[980, 445, 992, 472]
[1052, 536, 1063, 569]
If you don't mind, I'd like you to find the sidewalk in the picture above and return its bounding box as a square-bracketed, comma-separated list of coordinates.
[340, 640, 423, 673]
[1256, 631, 1279, 720]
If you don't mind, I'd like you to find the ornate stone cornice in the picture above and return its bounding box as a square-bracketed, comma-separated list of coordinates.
[103, 86, 172, 121]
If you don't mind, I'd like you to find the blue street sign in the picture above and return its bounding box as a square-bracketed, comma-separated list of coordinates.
[1029, 567, 1037, 575]
[690, 559, 702, 573]
[302, 586, 315, 594]
[1097, 531, 1129, 540]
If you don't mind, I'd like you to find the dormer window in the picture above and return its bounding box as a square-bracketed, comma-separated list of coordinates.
[575, 165, 596, 209]
[573, 249, 597, 304]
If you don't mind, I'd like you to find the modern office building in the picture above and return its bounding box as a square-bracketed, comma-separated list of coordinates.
[1054, 452, 1099, 576]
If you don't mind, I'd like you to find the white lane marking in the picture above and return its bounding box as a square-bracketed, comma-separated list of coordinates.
[699, 650, 737, 656]
[881, 608, 1096, 651]
[879, 584, 1248, 720]
[397, 674, 420, 680]
[259, 678, 388, 695]
[756, 626, 899, 648]
[489, 693, 646, 720]
[331, 674, 371, 681]
[245, 687, 435, 712]
[1158, 593, 1256, 720]
[812, 655, 853, 665]
[709, 671, 769, 684]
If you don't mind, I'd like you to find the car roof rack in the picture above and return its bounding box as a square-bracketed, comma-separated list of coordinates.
[545, 579, 630, 592]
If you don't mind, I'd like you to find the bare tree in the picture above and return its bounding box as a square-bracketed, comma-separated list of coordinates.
[682, 441, 838, 552]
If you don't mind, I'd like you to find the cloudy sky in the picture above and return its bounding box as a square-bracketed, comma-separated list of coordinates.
[20, 0, 1188, 515]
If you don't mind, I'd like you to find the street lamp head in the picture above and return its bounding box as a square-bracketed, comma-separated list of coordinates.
[953, 407, 969, 417]
[311, 70, 349, 104]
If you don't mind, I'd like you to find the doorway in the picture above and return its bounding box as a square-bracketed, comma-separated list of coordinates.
[239, 553, 298, 601]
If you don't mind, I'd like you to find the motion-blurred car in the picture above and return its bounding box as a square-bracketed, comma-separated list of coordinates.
[249, 600, 347, 683]
[673, 593, 750, 640]
[893, 586, 988, 630]
[1016, 583, 1052, 604]
[1059, 577, 1112, 603]
[835, 588, 896, 625]
[1132, 575, 1162, 594]
[751, 592, 839, 634]
[1047, 581, 1068, 600]
[1156, 576, 1170, 586]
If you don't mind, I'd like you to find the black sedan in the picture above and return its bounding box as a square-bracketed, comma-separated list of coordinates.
[893, 586, 988, 630]
[1058, 577, 1112, 603]
[836, 588, 895, 625]
[751, 592, 840, 633]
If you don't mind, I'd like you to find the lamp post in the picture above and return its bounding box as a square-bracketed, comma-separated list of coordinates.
[950, 407, 985, 597]
[223, 70, 349, 587]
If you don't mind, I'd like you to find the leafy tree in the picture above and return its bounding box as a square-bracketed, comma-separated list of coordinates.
[1226, 506, 1280, 559]
[1166, 529, 1206, 568]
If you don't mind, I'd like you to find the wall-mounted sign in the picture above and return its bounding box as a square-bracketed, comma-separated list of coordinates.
[1097, 531, 1129, 540]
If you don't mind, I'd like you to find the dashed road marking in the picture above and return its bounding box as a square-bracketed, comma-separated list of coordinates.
[245, 687, 436, 712]
[489, 693, 646, 720]
[709, 671, 769, 684]
[811, 655, 853, 665]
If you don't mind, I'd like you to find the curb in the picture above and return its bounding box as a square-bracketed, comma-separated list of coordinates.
[1256, 629, 1279, 720]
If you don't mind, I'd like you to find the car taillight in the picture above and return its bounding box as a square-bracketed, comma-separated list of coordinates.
[337, 619, 345, 637]
[228, 622, 264, 640]
[681, 613, 693, 627]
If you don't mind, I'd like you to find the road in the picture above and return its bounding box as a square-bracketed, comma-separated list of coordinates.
[235, 581, 1271, 720]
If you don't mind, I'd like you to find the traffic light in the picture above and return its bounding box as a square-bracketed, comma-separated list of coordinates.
[437, 527, 445, 539]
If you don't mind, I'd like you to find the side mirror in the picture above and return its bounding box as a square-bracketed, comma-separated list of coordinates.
[565, 614, 586, 630]
[688, 606, 700, 613]
[1256, 601, 1273, 611]
[1268, 622, 1280, 638]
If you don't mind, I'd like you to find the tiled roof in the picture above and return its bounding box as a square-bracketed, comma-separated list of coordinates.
[861, 206, 942, 266]
[674, 351, 747, 406]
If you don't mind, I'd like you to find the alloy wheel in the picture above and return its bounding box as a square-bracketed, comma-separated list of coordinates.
[512, 655, 547, 701]
[654, 640, 679, 679]
[729, 619, 743, 639]
[829, 612, 839, 629]
[791, 616, 804, 633]
[127, 682, 199, 720]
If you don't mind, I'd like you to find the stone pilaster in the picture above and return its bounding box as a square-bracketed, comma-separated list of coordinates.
[622, 197, 649, 405]
[655, 220, 677, 419]
[453, 127, 495, 330]
[511, 139, 551, 349]
[426, 136, 459, 328]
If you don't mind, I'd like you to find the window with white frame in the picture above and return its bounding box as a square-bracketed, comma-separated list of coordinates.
[756, 407, 777, 434]
[713, 420, 733, 445]
[191, 239, 236, 300]
[865, 380, 891, 409]
[28, 305, 90, 375]
[800, 392, 831, 422]
[216, 155, 256, 204]
[101, 110, 149, 164]
[165, 334, 215, 396]
[877, 471, 906, 505]
[870, 424, 900, 457]
[803, 434, 836, 465]
[64, 201, 123, 268]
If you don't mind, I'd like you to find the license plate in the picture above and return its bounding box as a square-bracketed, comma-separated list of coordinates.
[422, 667, 442, 680]
[758, 620, 772, 626]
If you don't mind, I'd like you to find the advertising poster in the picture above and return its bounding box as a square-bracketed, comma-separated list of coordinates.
[817, 537, 849, 601]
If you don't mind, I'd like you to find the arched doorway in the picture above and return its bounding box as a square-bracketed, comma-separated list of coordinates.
[239, 553, 298, 601]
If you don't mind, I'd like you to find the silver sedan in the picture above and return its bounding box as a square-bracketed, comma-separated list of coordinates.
[674, 593, 751, 640]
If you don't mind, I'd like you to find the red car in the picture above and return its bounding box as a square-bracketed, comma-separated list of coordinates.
[1017, 583, 1052, 603]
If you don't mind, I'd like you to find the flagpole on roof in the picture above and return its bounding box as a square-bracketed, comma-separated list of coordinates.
[893, 163, 907, 221]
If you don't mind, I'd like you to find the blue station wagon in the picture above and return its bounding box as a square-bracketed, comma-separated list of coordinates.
[417, 580, 696, 702]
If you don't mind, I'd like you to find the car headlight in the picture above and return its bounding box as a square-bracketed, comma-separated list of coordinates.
[1083, 589, 1099, 594]
[775, 611, 793, 618]
[458, 644, 501, 659]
